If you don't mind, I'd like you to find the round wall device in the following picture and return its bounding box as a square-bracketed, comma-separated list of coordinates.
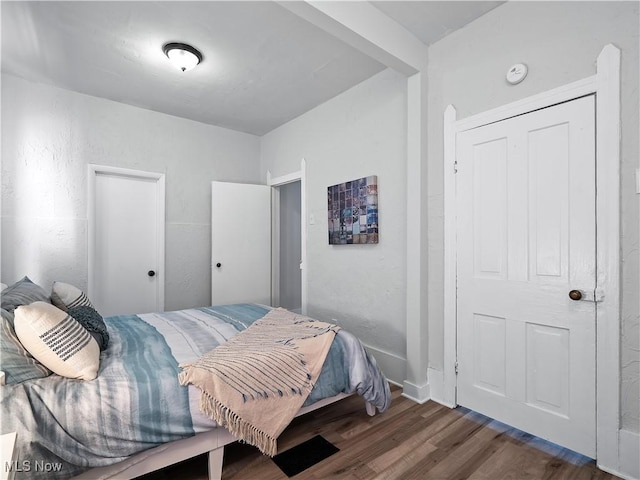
[506, 63, 528, 85]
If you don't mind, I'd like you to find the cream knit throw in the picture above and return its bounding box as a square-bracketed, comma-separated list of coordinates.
[178, 308, 340, 456]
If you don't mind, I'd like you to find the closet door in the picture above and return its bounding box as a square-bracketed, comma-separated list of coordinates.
[211, 181, 271, 306]
[456, 96, 596, 457]
[89, 166, 165, 317]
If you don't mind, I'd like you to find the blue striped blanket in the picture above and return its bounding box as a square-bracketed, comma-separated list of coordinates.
[0, 304, 390, 479]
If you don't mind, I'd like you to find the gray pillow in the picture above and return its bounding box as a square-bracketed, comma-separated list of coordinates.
[1, 277, 50, 312]
[68, 305, 109, 351]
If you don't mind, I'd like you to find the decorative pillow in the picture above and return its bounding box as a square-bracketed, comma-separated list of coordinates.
[1, 277, 51, 312]
[14, 302, 100, 381]
[50, 282, 94, 312]
[1, 308, 52, 384]
[68, 305, 109, 351]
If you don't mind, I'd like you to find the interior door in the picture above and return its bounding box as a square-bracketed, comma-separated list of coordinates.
[456, 95, 596, 457]
[91, 168, 164, 317]
[211, 181, 271, 305]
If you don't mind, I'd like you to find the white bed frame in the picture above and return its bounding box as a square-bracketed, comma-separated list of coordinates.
[73, 393, 376, 480]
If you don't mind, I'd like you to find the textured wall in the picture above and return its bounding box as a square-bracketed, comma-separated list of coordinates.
[1, 74, 261, 310]
[261, 69, 408, 367]
[426, 1, 639, 432]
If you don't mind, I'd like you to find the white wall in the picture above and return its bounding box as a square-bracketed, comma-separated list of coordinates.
[1, 74, 261, 310]
[426, 0, 639, 436]
[261, 69, 408, 382]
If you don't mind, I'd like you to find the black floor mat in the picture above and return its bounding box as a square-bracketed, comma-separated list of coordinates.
[271, 435, 340, 477]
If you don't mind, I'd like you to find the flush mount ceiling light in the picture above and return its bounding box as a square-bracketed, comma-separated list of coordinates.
[163, 42, 203, 72]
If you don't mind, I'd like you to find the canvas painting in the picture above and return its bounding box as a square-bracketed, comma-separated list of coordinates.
[328, 175, 378, 245]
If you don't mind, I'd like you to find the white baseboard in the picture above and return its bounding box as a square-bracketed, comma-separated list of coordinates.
[619, 428, 640, 480]
[402, 380, 430, 404]
[427, 367, 443, 402]
[362, 344, 406, 387]
[361, 344, 431, 404]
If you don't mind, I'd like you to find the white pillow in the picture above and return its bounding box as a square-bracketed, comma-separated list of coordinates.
[0, 283, 7, 291]
[14, 302, 100, 381]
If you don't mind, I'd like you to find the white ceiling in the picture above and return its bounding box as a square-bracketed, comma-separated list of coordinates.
[372, 1, 504, 46]
[1, 1, 503, 136]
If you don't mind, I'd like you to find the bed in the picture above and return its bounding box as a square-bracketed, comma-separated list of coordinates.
[1, 286, 391, 480]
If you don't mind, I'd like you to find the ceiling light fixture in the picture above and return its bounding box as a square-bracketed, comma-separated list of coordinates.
[163, 42, 203, 72]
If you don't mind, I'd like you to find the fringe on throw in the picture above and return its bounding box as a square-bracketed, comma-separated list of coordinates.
[199, 390, 278, 457]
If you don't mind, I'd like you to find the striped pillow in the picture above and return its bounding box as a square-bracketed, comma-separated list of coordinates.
[14, 302, 100, 381]
[1, 308, 52, 384]
[50, 282, 94, 312]
[1, 277, 51, 312]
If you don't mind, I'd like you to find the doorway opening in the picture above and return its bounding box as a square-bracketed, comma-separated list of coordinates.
[268, 161, 307, 314]
[275, 181, 301, 312]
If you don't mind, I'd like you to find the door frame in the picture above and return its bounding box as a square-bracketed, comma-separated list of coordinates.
[267, 159, 307, 314]
[87, 164, 166, 312]
[442, 45, 620, 470]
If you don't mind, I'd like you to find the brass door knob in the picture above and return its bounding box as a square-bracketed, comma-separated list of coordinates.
[569, 290, 582, 301]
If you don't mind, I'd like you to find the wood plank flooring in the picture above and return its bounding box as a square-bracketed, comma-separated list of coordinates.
[144, 386, 618, 480]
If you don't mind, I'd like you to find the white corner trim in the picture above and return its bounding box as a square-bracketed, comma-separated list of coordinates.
[277, 1, 426, 75]
[88, 164, 165, 182]
[402, 380, 430, 404]
[455, 75, 596, 133]
[427, 367, 456, 408]
[618, 428, 640, 480]
[442, 44, 621, 469]
[267, 169, 302, 187]
[594, 43, 621, 473]
[442, 104, 458, 408]
[363, 343, 407, 388]
[599, 429, 640, 480]
[404, 72, 429, 398]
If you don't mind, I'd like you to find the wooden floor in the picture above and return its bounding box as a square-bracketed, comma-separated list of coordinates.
[145, 386, 618, 480]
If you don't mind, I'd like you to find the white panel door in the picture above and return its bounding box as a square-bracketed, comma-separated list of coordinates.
[92, 170, 164, 317]
[456, 96, 596, 457]
[211, 181, 271, 305]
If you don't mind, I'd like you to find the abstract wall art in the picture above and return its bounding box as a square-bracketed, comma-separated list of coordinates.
[327, 175, 378, 245]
